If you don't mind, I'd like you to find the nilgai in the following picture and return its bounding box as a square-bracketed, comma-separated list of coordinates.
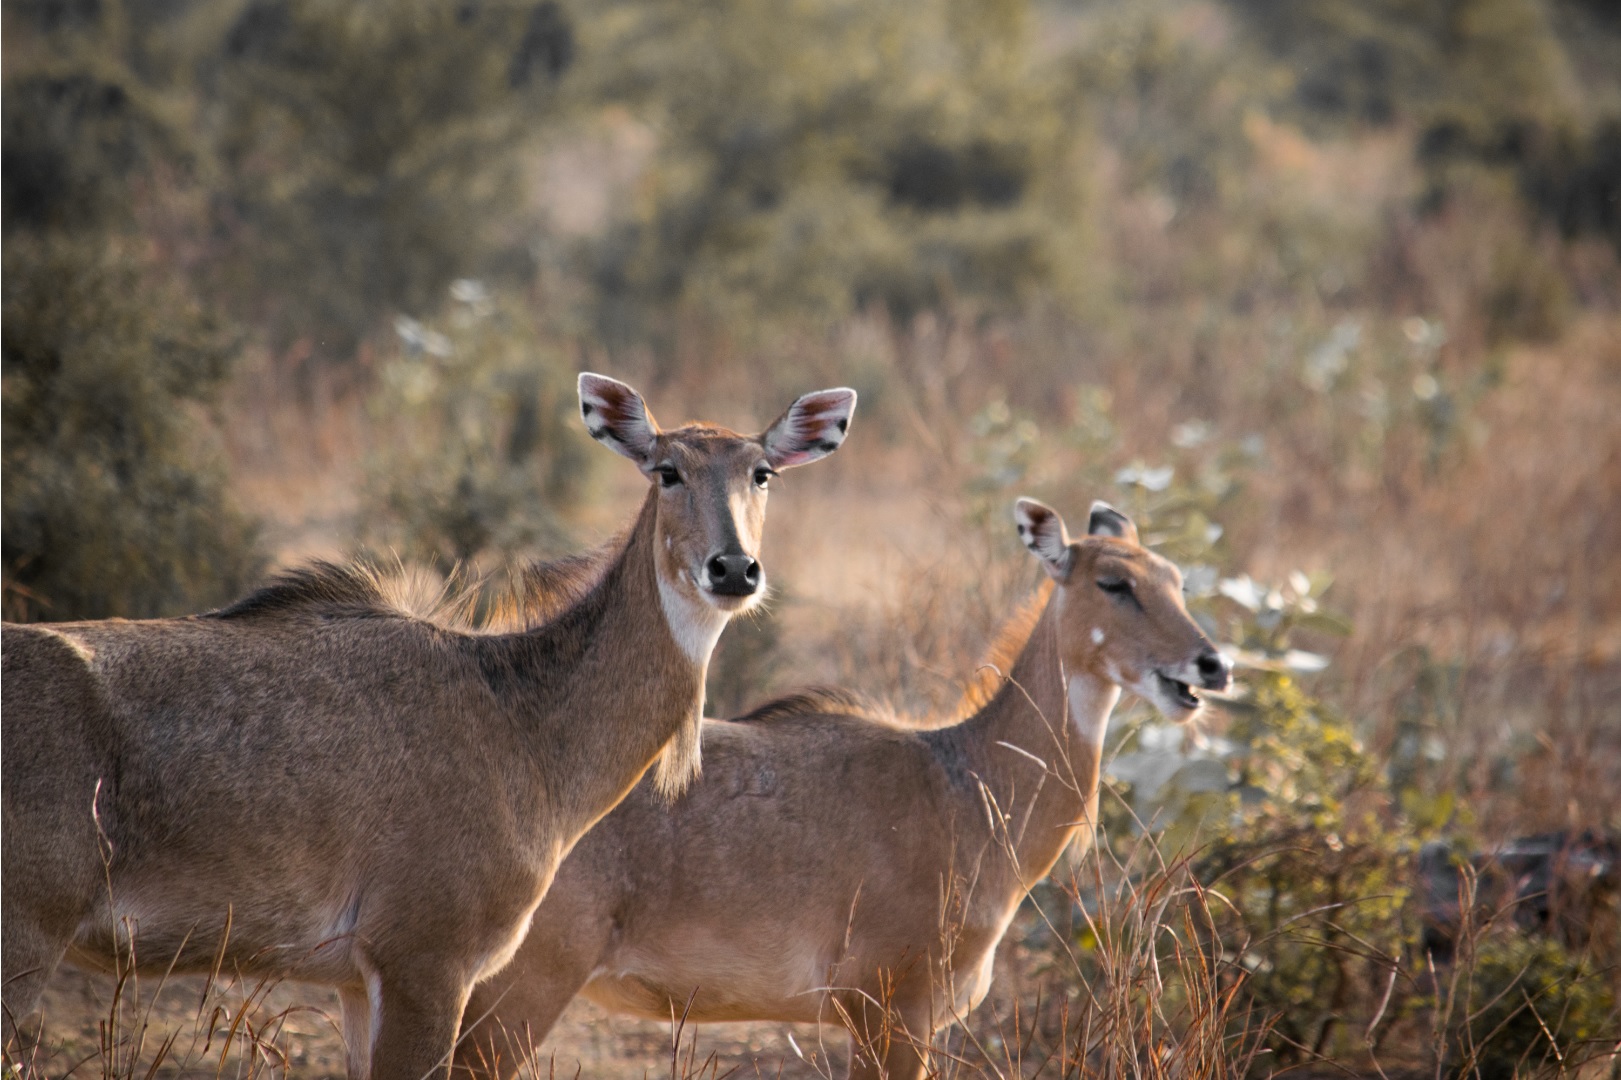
[456, 498, 1232, 1079]
[1, 374, 856, 1079]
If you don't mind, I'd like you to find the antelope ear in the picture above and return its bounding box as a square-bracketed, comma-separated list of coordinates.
[1014, 498, 1074, 580]
[579, 373, 660, 471]
[762, 388, 857, 469]
[1087, 501, 1139, 544]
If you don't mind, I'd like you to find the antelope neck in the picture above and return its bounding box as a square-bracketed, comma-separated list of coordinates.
[492, 488, 708, 834]
[954, 590, 1119, 888]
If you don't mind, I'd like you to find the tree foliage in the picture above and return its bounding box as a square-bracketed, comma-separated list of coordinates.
[2, 234, 260, 620]
[2, 8, 266, 621]
[360, 282, 596, 571]
[1223, 0, 1571, 130]
[576, 0, 1089, 335]
[209, 0, 576, 356]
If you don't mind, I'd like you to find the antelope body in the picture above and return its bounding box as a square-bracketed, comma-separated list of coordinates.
[458, 499, 1231, 1080]
[1, 375, 856, 1079]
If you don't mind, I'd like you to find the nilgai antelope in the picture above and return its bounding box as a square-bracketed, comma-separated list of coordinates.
[1, 374, 856, 1079]
[457, 498, 1232, 1080]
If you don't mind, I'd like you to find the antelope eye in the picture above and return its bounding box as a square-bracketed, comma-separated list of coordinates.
[655, 464, 682, 488]
[1097, 577, 1133, 596]
[753, 466, 776, 488]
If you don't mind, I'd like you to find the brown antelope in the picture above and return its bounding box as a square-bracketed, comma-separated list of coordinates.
[456, 498, 1231, 1080]
[0, 374, 856, 1079]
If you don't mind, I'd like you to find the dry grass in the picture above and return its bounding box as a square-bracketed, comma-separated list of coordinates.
[15, 970, 347, 1079]
[16, 969, 843, 1079]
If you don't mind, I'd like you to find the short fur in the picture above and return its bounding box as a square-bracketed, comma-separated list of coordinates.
[457, 501, 1230, 1080]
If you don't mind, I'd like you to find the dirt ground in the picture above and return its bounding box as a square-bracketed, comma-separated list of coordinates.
[22, 966, 848, 1079]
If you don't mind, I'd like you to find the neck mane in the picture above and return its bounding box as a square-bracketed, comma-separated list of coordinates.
[927, 577, 1119, 893]
[948, 581, 1054, 724]
[476, 487, 710, 835]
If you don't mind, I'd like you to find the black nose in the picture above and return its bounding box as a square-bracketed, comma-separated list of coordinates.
[1196, 649, 1230, 690]
[706, 553, 761, 596]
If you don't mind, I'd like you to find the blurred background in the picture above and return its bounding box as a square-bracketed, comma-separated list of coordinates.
[4, 0, 1619, 1074]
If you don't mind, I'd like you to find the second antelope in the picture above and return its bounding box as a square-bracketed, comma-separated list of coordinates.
[1, 375, 855, 1079]
[458, 498, 1231, 1079]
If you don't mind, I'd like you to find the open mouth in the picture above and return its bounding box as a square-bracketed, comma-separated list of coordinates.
[1156, 672, 1202, 711]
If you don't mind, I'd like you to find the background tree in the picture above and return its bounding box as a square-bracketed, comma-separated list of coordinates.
[2, 4, 262, 621]
[207, 0, 577, 363]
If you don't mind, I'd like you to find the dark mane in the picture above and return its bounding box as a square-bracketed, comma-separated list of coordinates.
[210, 557, 471, 624]
[211, 519, 629, 632]
[485, 543, 618, 632]
[729, 686, 894, 725]
[211, 562, 397, 620]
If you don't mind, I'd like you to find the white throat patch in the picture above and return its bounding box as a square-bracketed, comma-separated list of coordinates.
[1066, 674, 1122, 750]
[658, 574, 730, 663]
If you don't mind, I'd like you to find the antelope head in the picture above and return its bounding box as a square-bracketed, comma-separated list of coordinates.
[578, 373, 857, 657]
[1015, 497, 1230, 726]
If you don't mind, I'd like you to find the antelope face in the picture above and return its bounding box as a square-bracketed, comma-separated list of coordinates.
[578, 374, 857, 632]
[1015, 498, 1230, 722]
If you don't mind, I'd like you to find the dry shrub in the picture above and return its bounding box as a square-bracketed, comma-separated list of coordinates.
[816, 539, 1034, 722]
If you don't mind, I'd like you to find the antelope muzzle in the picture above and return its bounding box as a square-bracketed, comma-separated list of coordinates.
[705, 551, 762, 597]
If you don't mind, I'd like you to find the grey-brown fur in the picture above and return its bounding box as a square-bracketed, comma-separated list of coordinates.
[1, 374, 857, 1079]
[730, 686, 890, 726]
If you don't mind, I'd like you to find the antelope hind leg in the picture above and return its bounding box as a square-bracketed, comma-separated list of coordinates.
[1, 914, 72, 1058]
[453, 910, 614, 1079]
[2, 624, 113, 1051]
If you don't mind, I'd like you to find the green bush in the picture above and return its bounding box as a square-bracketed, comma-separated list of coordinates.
[1440, 934, 1616, 1080]
[577, 0, 1090, 337]
[2, 233, 262, 620]
[1091, 470, 1406, 1065]
[1223, 0, 1570, 131]
[359, 281, 596, 572]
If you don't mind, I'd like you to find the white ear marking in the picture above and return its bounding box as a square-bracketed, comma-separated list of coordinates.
[578, 373, 660, 468]
[1013, 498, 1074, 580]
[762, 388, 857, 469]
[1091, 627, 1105, 645]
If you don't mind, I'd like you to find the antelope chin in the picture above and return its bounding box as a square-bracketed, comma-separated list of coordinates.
[702, 588, 763, 615]
[657, 576, 733, 663]
[1147, 671, 1203, 721]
